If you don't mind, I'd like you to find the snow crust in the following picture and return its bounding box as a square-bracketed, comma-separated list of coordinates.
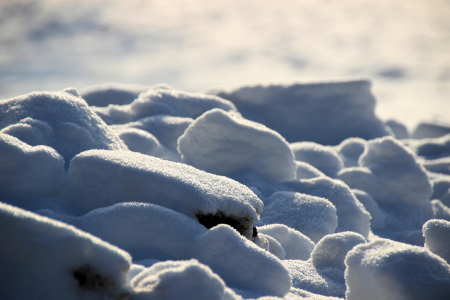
[209, 80, 390, 145]
[0, 89, 127, 168]
[345, 238, 450, 300]
[0, 202, 132, 300]
[2, 82, 450, 299]
[178, 109, 296, 183]
[62, 149, 263, 238]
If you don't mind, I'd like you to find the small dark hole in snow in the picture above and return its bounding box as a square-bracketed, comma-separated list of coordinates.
[196, 210, 252, 237]
[252, 226, 258, 238]
[73, 264, 115, 292]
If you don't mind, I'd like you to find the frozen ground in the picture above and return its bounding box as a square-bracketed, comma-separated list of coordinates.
[0, 0, 449, 130]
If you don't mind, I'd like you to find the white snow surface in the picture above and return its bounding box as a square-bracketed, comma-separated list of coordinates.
[2, 76, 450, 299]
[92, 88, 238, 125]
[61, 149, 263, 238]
[209, 80, 390, 145]
[178, 108, 296, 183]
[345, 238, 450, 300]
[0, 202, 132, 300]
[0, 89, 127, 168]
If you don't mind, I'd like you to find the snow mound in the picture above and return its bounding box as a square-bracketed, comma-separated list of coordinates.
[351, 189, 386, 231]
[0, 133, 64, 197]
[0, 88, 127, 168]
[62, 149, 263, 238]
[431, 200, 450, 221]
[290, 142, 343, 177]
[131, 259, 241, 300]
[39, 202, 207, 261]
[257, 224, 315, 260]
[80, 83, 151, 107]
[311, 232, 366, 271]
[422, 157, 450, 175]
[338, 136, 434, 232]
[294, 161, 323, 180]
[178, 109, 296, 183]
[385, 119, 410, 139]
[116, 128, 160, 156]
[408, 133, 450, 160]
[412, 122, 450, 139]
[423, 219, 450, 264]
[260, 192, 338, 243]
[283, 260, 346, 298]
[345, 238, 450, 300]
[111, 115, 193, 150]
[92, 88, 238, 124]
[336, 137, 366, 168]
[0, 202, 132, 300]
[195, 224, 292, 297]
[208, 80, 390, 145]
[285, 177, 371, 237]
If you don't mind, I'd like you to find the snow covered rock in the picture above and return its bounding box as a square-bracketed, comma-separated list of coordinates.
[195, 224, 292, 297]
[257, 224, 315, 260]
[80, 83, 151, 107]
[111, 115, 193, 150]
[92, 88, 238, 124]
[208, 80, 390, 145]
[0, 202, 132, 300]
[260, 192, 337, 243]
[0, 88, 127, 168]
[62, 150, 263, 238]
[290, 142, 343, 177]
[423, 219, 450, 264]
[0, 133, 64, 197]
[131, 259, 241, 300]
[311, 232, 366, 271]
[345, 238, 450, 300]
[178, 109, 296, 183]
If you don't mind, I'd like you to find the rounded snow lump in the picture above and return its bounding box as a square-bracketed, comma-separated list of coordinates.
[178, 108, 296, 183]
[260, 191, 338, 243]
[0, 88, 127, 168]
[311, 231, 366, 270]
[423, 219, 450, 264]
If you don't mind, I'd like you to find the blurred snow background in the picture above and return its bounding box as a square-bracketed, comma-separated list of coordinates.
[0, 0, 449, 130]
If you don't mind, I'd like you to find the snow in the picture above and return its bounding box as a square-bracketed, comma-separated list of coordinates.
[0, 89, 127, 168]
[209, 80, 390, 145]
[38, 202, 208, 261]
[0, 133, 64, 197]
[412, 122, 450, 139]
[259, 192, 338, 243]
[111, 115, 193, 150]
[91, 88, 238, 125]
[195, 224, 292, 297]
[257, 224, 315, 261]
[80, 83, 151, 107]
[345, 238, 450, 300]
[61, 149, 263, 238]
[311, 232, 366, 271]
[178, 108, 296, 183]
[131, 259, 242, 300]
[290, 142, 343, 177]
[1, 83, 450, 298]
[338, 136, 434, 235]
[0, 202, 132, 300]
[423, 219, 450, 264]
